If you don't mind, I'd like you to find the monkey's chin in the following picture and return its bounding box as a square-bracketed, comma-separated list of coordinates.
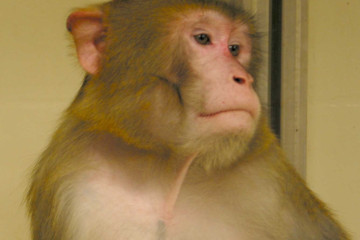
[179, 111, 259, 172]
[184, 130, 255, 172]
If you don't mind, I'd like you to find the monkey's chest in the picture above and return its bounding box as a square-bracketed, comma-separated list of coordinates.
[82, 198, 243, 240]
[159, 206, 246, 240]
[74, 175, 245, 240]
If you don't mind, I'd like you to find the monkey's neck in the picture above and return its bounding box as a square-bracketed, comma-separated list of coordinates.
[161, 153, 198, 223]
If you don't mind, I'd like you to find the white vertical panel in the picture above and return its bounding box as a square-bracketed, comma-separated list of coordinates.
[281, 0, 308, 177]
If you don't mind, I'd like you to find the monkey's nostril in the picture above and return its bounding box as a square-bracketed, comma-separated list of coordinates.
[233, 77, 245, 84]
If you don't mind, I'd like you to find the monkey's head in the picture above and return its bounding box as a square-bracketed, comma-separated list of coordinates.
[68, 0, 263, 169]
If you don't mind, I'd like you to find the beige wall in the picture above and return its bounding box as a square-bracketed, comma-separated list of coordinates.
[0, 0, 359, 239]
[0, 0, 100, 238]
[307, 0, 360, 239]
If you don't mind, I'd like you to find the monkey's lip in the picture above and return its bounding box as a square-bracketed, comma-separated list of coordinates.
[199, 109, 252, 118]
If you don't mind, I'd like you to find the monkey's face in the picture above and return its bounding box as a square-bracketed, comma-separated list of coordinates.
[146, 9, 261, 158]
[183, 10, 259, 133]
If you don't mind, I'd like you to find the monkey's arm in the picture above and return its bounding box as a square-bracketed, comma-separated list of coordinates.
[279, 159, 350, 240]
[27, 118, 93, 240]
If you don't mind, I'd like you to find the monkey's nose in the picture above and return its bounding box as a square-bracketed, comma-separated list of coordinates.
[233, 77, 245, 84]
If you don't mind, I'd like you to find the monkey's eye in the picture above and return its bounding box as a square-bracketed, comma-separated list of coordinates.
[194, 34, 211, 45]
[229, 45, 240, 56]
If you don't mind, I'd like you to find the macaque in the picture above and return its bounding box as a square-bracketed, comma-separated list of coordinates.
[27, 0, 349, 239]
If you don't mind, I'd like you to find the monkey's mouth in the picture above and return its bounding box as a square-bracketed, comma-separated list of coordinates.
[199, 109, 251, 118]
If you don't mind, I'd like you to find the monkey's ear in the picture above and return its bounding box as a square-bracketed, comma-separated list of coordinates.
[67, 9, 105, 75]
